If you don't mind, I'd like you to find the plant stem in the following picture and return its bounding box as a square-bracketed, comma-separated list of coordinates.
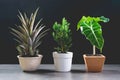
[93, 45, 96, 55]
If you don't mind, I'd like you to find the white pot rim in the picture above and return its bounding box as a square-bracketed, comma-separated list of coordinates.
[53, 51, 73, 58]
[53, 51, 73, 53]
[17, 54, 43, 58]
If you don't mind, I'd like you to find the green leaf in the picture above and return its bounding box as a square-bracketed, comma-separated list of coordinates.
[11, 8, 48, 56]
[35, 29, 49, 44]
[18, 11, 26, 26]
[11, 28, 27, 44]
[77, 16, 109, 53]
[32, 26, 45, 42]
[16, 45, 25, 55]
[52, 18, 72, 53]
[30, 8, 39, 35]
[24, 13, 29, 24]
[33, 19, 43, 32]
[34, 41, 42, 50]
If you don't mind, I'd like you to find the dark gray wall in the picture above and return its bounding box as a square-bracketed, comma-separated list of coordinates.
[0, 0, 120, 64]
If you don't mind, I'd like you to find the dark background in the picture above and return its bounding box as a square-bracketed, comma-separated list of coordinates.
[0, 0, 119, 64]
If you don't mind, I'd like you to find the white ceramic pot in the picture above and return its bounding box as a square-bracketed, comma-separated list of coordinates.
[53, 52, 73, 72]
[17, 54, 43, 71]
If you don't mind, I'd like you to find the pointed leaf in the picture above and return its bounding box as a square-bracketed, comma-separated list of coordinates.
[32, 26, 45, 41]
[11, 28, 27, 44]
[34, 41, 42, 50]
[18, 11, 26, 26]
[77, 16, 109, 52]
[30, 8, 39, 34]
[33, 19, 43, 32]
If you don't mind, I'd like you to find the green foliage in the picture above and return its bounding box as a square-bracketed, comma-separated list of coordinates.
[52, 18, 72, 53]
[11, 8, 49, 57]
[77, 16, 109, 53]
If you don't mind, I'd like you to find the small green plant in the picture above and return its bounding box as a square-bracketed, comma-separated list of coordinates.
[52, 18, 72, 53]
[11, 8, 49, 57]
[77, 16, 109, 55]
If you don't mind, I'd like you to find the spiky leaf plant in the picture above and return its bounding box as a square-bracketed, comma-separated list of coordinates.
[11, 8, 49, 57]
[52, 18, 72, 53]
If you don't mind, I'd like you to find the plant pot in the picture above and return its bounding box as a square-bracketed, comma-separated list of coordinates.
[53, 52, 73, 72]
[17, 54, 43, 71]
[83, 54, 105, 72]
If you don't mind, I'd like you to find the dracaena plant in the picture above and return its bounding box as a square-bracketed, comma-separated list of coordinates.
[77, 16, 109, 55]
[52, 18, 72, 53]
[11, 8, 48, 57]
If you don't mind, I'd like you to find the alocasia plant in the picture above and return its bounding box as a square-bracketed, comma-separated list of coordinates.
[77, 16, 109, 55]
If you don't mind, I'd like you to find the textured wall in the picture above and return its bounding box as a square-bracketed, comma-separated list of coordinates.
[0, 0, 119, 64]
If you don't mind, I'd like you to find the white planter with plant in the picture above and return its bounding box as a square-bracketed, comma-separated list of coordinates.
[11, 8, 48, 71]
[77, 16, 109, 72]
[52, 18, 73, 72]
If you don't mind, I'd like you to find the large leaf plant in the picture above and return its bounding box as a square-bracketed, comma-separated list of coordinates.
[77, 16, 109, 55]
[11, 8, 49, 57]
[52, 18, 72, 53]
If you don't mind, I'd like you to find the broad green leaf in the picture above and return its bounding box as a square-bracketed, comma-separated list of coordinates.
[77, 16, 109, 52]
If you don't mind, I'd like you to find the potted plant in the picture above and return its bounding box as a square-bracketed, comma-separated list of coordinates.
[11, 8, 48, 71]
[52, 18, 73, 72]
[77, 16, 109, 72]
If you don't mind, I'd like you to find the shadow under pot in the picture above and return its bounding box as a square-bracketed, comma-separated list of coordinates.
[17, 54, 43, 71]
[83, 54, 105, 72]
[53, 52, 73, 72]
